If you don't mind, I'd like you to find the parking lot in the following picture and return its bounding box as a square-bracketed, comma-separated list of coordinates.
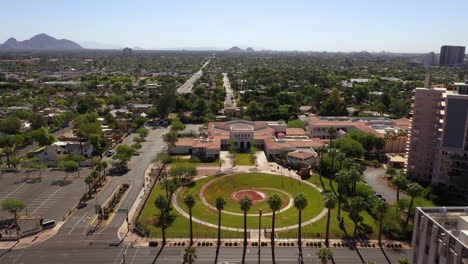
[0, 168, 90, 222]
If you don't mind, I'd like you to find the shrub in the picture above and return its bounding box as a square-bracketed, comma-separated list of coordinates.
[318, 242, 322, 247]
[372, 243, 375, 247]
[333, 243, 336, 247]
[197, 242, 201, 246]
[149, 241, 158, 247]
[182, 242, 185, 246]
[225, 242, 229, 246]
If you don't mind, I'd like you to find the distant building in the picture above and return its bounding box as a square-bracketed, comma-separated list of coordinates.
[424, 52, 435, 66]
[407, 82, 468, 199]
[411, 207, 468, 264]
[440, 46, 465, 66]
[123, 47, 133, 56]
[307, 115, 411, 153]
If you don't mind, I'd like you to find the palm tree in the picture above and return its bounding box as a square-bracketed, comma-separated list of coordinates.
[316, 248, 333, 264]
[349, 168, 361, 196]
[349, 197, 367, 238]
[334, 170, 349, 219]
[155, 194, 169, 245]
[405, 182, 423, 225]
[317, 146, 328, 188]
[324, 193, 337, 247]
[183, 246, 197, 264]
[335, 152, 346, 171]
[239, 195, 253, 247]
[84, 175, 93, 197]
[183, 194, 196, 246]
[294, 193, 308, 261]
[327, 126, 337, 146]
[2, 199, 27, 240]
[377, 200, 388, 246]
[267, 193, 283, 263]
[391, 171, 408, 201]
[215, 197, 226, 247]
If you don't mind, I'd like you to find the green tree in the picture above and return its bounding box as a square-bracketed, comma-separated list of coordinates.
[28, 112, 46, 130]
[154, 194, 169, 245]
[287, 119, 305, 128]
[2, 199, 27, 240]
[318, 88, 348, 116]
[183, 194, 196, 246]
[377, 200, 388, 246]
[136, 128, 149, 138]
[332, 137, 365, 158]
[239, 195, 252, 252]
[170, 120, 186, 132]
[59, 160, 79, 179]
[324, 193, 337, 247]
[114, 145, 135, 167]
[267, 193, 282, 263]
[183, 246, 197, 264]
[391, 171, 408, 201]
[33, 127, 56, 150]
[215, 197, 226, 247]
[349, 197, 367, 238]
[316, 248, 333, 264]
[163, 132, 178, 152]
[294, 193, 308, 260]
[0, 116, 22, 134]
[169, 164, 197, 182]
[246, 101, 261, 120]
[327, 127, 337, 146]
[405, 182, 423, 225]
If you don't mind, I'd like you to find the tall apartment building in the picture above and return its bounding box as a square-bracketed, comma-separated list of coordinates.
[440, 46, 465, 66]
[407, 82, 468, 198]
[411, 207, 468, 264]
[424, 52, 435, 66]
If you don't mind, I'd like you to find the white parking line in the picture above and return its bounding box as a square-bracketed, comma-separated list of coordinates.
[0, 183, 26, 201]
[29, 187, 62, 215]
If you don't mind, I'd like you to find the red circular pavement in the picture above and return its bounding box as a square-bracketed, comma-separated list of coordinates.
[232, 189, 268, 202]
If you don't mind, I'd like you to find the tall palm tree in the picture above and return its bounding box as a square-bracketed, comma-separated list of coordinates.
[349, 168, 361, 197]
[376, 200, 388, 246]
[324, 193, 337, 247]
[155, 194, 169, 245]
[239, 195, 253, 247]
[334, 170, 349, 219]
[349, 197, 367, 238]
[405, 182, 423, 225]
[317, 146, 328, 188]
[316, 248, 333, 264]
[327, 126, 337, 146]
[183, 246, 197, 264]
[215, 197, 226, 247]
[183, 194, 196, 246]
[391, 171, 408, 201]
[294, 193, 308, 262]
[267, 193, 283, 263]
[335, 152, 346, 171]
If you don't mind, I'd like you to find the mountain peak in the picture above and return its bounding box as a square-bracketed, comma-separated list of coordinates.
[227, 46, 243, 52]
[0, 33, 83, 50]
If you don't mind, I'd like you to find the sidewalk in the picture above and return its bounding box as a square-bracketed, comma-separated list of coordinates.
[0, 221, 64, 250]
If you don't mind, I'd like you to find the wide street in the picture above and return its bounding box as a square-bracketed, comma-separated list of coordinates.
[177, 60, 210, 94]
[0, 244, 411, 263]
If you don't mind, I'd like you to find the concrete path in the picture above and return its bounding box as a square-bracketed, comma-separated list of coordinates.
[223, 73, 236, 108]
[363, 167, 408, 203]
[172, 173, 327, 232]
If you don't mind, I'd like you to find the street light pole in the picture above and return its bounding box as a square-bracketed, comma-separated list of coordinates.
[258, 208, 262, 264]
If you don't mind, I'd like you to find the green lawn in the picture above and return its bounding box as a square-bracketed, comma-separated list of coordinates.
[176, 173, 324, 229]
[234, 153, 254, 165]
[170, 155, 220, 166]
[138, 172, 383, 239]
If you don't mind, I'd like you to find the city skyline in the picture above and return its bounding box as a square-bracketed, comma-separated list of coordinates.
[2, 0, 468, 52]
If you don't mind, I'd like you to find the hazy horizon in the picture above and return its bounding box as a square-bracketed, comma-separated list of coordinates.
[1, 0, 468, 53]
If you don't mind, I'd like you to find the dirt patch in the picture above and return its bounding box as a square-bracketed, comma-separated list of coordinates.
[232, 189, 268, 202]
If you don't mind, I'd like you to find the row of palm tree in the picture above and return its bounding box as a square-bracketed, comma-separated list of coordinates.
[84, 160, 108, 197]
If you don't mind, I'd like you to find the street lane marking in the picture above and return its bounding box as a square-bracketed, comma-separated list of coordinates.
[68, 211, 89, 235]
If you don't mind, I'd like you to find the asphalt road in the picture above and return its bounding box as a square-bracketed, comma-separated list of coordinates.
[0, 245, 411, 263]
[177, 60, 210, 94]
[223, 73, 236, 108]
[363, 168, 408, 203]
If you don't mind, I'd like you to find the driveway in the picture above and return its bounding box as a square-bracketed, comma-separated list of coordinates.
[363, 167, 407, 203]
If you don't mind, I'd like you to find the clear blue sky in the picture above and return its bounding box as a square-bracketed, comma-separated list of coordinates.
[2, 0, 467, 52]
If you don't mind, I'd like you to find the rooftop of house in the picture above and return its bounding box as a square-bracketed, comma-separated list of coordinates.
[287, 150, 317, 160]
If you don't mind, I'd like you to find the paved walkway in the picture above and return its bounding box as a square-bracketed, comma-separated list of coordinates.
[199, 175, 294, 216]
[172, 172, 328, 232]
[223, 73, 236, 108]
[363, 167, 407, 203]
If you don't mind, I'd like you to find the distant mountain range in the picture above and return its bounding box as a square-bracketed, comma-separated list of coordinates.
[0, 33, 83, 50]
[227, 46, 256, 52]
